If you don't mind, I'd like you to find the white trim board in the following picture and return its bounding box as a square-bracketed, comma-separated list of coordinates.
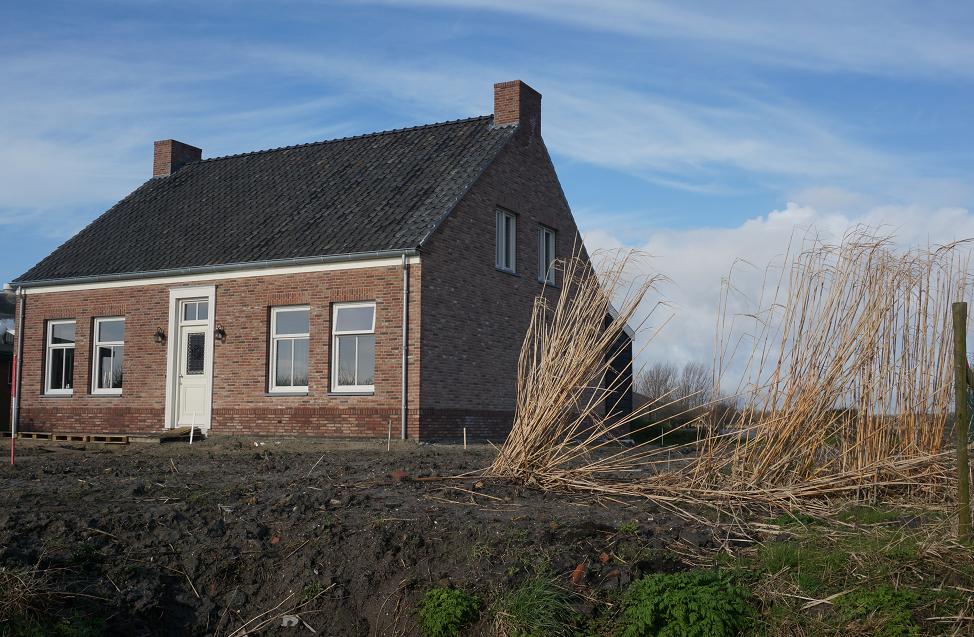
[163, 285, 216, 431]
[22, 255, 421, 294]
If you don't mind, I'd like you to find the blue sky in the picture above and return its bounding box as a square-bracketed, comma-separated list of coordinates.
[2, 1, 973, 361]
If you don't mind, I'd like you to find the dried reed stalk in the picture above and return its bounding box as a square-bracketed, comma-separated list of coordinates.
[702, 228, 973, 493]
[489, 228, 971, 516]
[487, 246, 673, 485]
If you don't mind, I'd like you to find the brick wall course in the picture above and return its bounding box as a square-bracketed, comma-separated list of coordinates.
[16, 263, 423, 437]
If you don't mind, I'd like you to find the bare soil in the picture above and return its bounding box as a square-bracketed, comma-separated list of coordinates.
[0, 437, 710, 636]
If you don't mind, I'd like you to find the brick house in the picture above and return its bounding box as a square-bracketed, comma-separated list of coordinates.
[6, 80, 630, 441]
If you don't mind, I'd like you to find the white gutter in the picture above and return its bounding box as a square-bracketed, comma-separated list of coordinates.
[10, 287, 24, 465]
[12, 249, 420, 290]
[401, 253, 409, 440]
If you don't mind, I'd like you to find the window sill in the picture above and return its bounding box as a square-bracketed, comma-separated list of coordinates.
[538, 279, 560, 288]
[90, 392, 123, 398]
[41, 393, 73, 398]
[495, 267, 519, 277]
[265, 391, 309, 397]
[328, 391, 375, 397]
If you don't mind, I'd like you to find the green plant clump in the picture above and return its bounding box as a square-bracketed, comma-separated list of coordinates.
[493, 577, 577, 637]
[834, 585, 920, 637]
[619, 570, 752, 637]
[418, 587, 481, 637]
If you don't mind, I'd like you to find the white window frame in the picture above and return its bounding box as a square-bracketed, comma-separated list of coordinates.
[91, 317, 125, 395]
[269, 306, 310, 393]
[331, 301, 376, 393]
[45, 319, 76, 396]
[539, 226, 556, 284]
[495, 208, 517, 273]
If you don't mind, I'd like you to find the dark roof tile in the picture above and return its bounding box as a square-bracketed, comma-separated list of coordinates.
[15, 115, 514, 282]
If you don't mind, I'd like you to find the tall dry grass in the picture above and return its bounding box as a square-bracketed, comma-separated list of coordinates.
[490, 228, 972, 512]
[702, 228, 972, 493]
[487, 247, 674, 487]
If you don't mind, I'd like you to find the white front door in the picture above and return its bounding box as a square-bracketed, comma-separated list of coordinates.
[175, 299, 211, 427]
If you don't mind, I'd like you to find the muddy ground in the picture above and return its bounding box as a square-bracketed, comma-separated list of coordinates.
[0, 437, 713, 636]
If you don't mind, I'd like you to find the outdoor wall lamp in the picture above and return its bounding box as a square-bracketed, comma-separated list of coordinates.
[214, 323, 226, 342]
[154, 327, 166, 344]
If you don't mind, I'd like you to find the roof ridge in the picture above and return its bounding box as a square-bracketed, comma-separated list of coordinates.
[196, 114, 496, 165]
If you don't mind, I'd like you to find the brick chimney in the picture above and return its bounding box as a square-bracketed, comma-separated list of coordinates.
[493, 80, 541, 137]
[153, 139, 202, 177]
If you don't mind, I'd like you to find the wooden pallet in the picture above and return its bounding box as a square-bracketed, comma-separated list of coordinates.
[18, 431, 52, 440]
[89, 434, 129, 445]
[53, 433, 90, 443]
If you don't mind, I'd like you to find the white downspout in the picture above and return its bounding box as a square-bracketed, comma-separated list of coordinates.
[10, 287, 24, 465]
[401, 253, 409, 440]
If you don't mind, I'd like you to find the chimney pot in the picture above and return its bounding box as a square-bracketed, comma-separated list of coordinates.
[493, 80, 541, 137]
[153, 139, 202, 177]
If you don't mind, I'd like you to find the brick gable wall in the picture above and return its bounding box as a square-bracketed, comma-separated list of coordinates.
[418, 127, 586, 441]
[14, 263, 422, 438]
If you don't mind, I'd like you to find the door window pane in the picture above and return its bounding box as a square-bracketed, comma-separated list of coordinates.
[186, 333, 205, 375]
[197, 301, 208, 320]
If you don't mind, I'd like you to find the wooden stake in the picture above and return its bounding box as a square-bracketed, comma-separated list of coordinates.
[463, 427, 467, 450]
[953, 302, 971, 544]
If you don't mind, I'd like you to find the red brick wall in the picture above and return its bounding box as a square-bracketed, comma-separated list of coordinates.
[418, 125, 586, 441]
[15, 263, 422, 437]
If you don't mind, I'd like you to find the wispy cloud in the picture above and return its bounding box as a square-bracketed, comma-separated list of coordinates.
[378, 0, 974, 78]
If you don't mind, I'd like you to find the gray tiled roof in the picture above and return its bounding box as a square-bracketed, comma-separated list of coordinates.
[15, 115, 516, 283]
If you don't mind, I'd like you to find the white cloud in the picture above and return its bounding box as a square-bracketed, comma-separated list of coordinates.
[585, 201, 974, 373]
[378, 0, 974, 78]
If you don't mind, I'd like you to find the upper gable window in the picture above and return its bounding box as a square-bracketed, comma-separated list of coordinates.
[45, 320, 76, 395]
[495, 209, 517, 273]
[539, 226, 556, 284]
[92, 317, 125, 394]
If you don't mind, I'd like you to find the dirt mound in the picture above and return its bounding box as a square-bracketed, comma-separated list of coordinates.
[0, 438, 708, 636]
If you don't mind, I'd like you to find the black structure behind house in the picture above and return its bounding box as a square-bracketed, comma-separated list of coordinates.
[604, 323, 635, 432]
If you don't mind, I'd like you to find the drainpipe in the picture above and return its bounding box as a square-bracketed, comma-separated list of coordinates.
[10, 287, 24, 465]
[401, 254, 409, 440]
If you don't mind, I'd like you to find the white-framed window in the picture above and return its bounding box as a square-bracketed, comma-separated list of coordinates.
[92, 317, 125, 394]
[332, 302, 376, 393]
[495, 208, 517, 272]
[182, 299, 209, 322]
[270, 306, 310, 392]
[539, 226, 556, 284]
[45, 320, 76, 395]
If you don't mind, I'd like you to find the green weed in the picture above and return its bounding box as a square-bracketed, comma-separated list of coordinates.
[834, 585, 919, 637]
[618, 570, 752, 637]
[493, 577, 577, 637]
[616, 520, 639, 535]
[837, 505, 902, 525]
[418, 587, 481, 637]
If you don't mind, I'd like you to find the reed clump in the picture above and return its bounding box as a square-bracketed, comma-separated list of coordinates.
[700, 228, 972, 499]
[489, 229, 973, 514]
